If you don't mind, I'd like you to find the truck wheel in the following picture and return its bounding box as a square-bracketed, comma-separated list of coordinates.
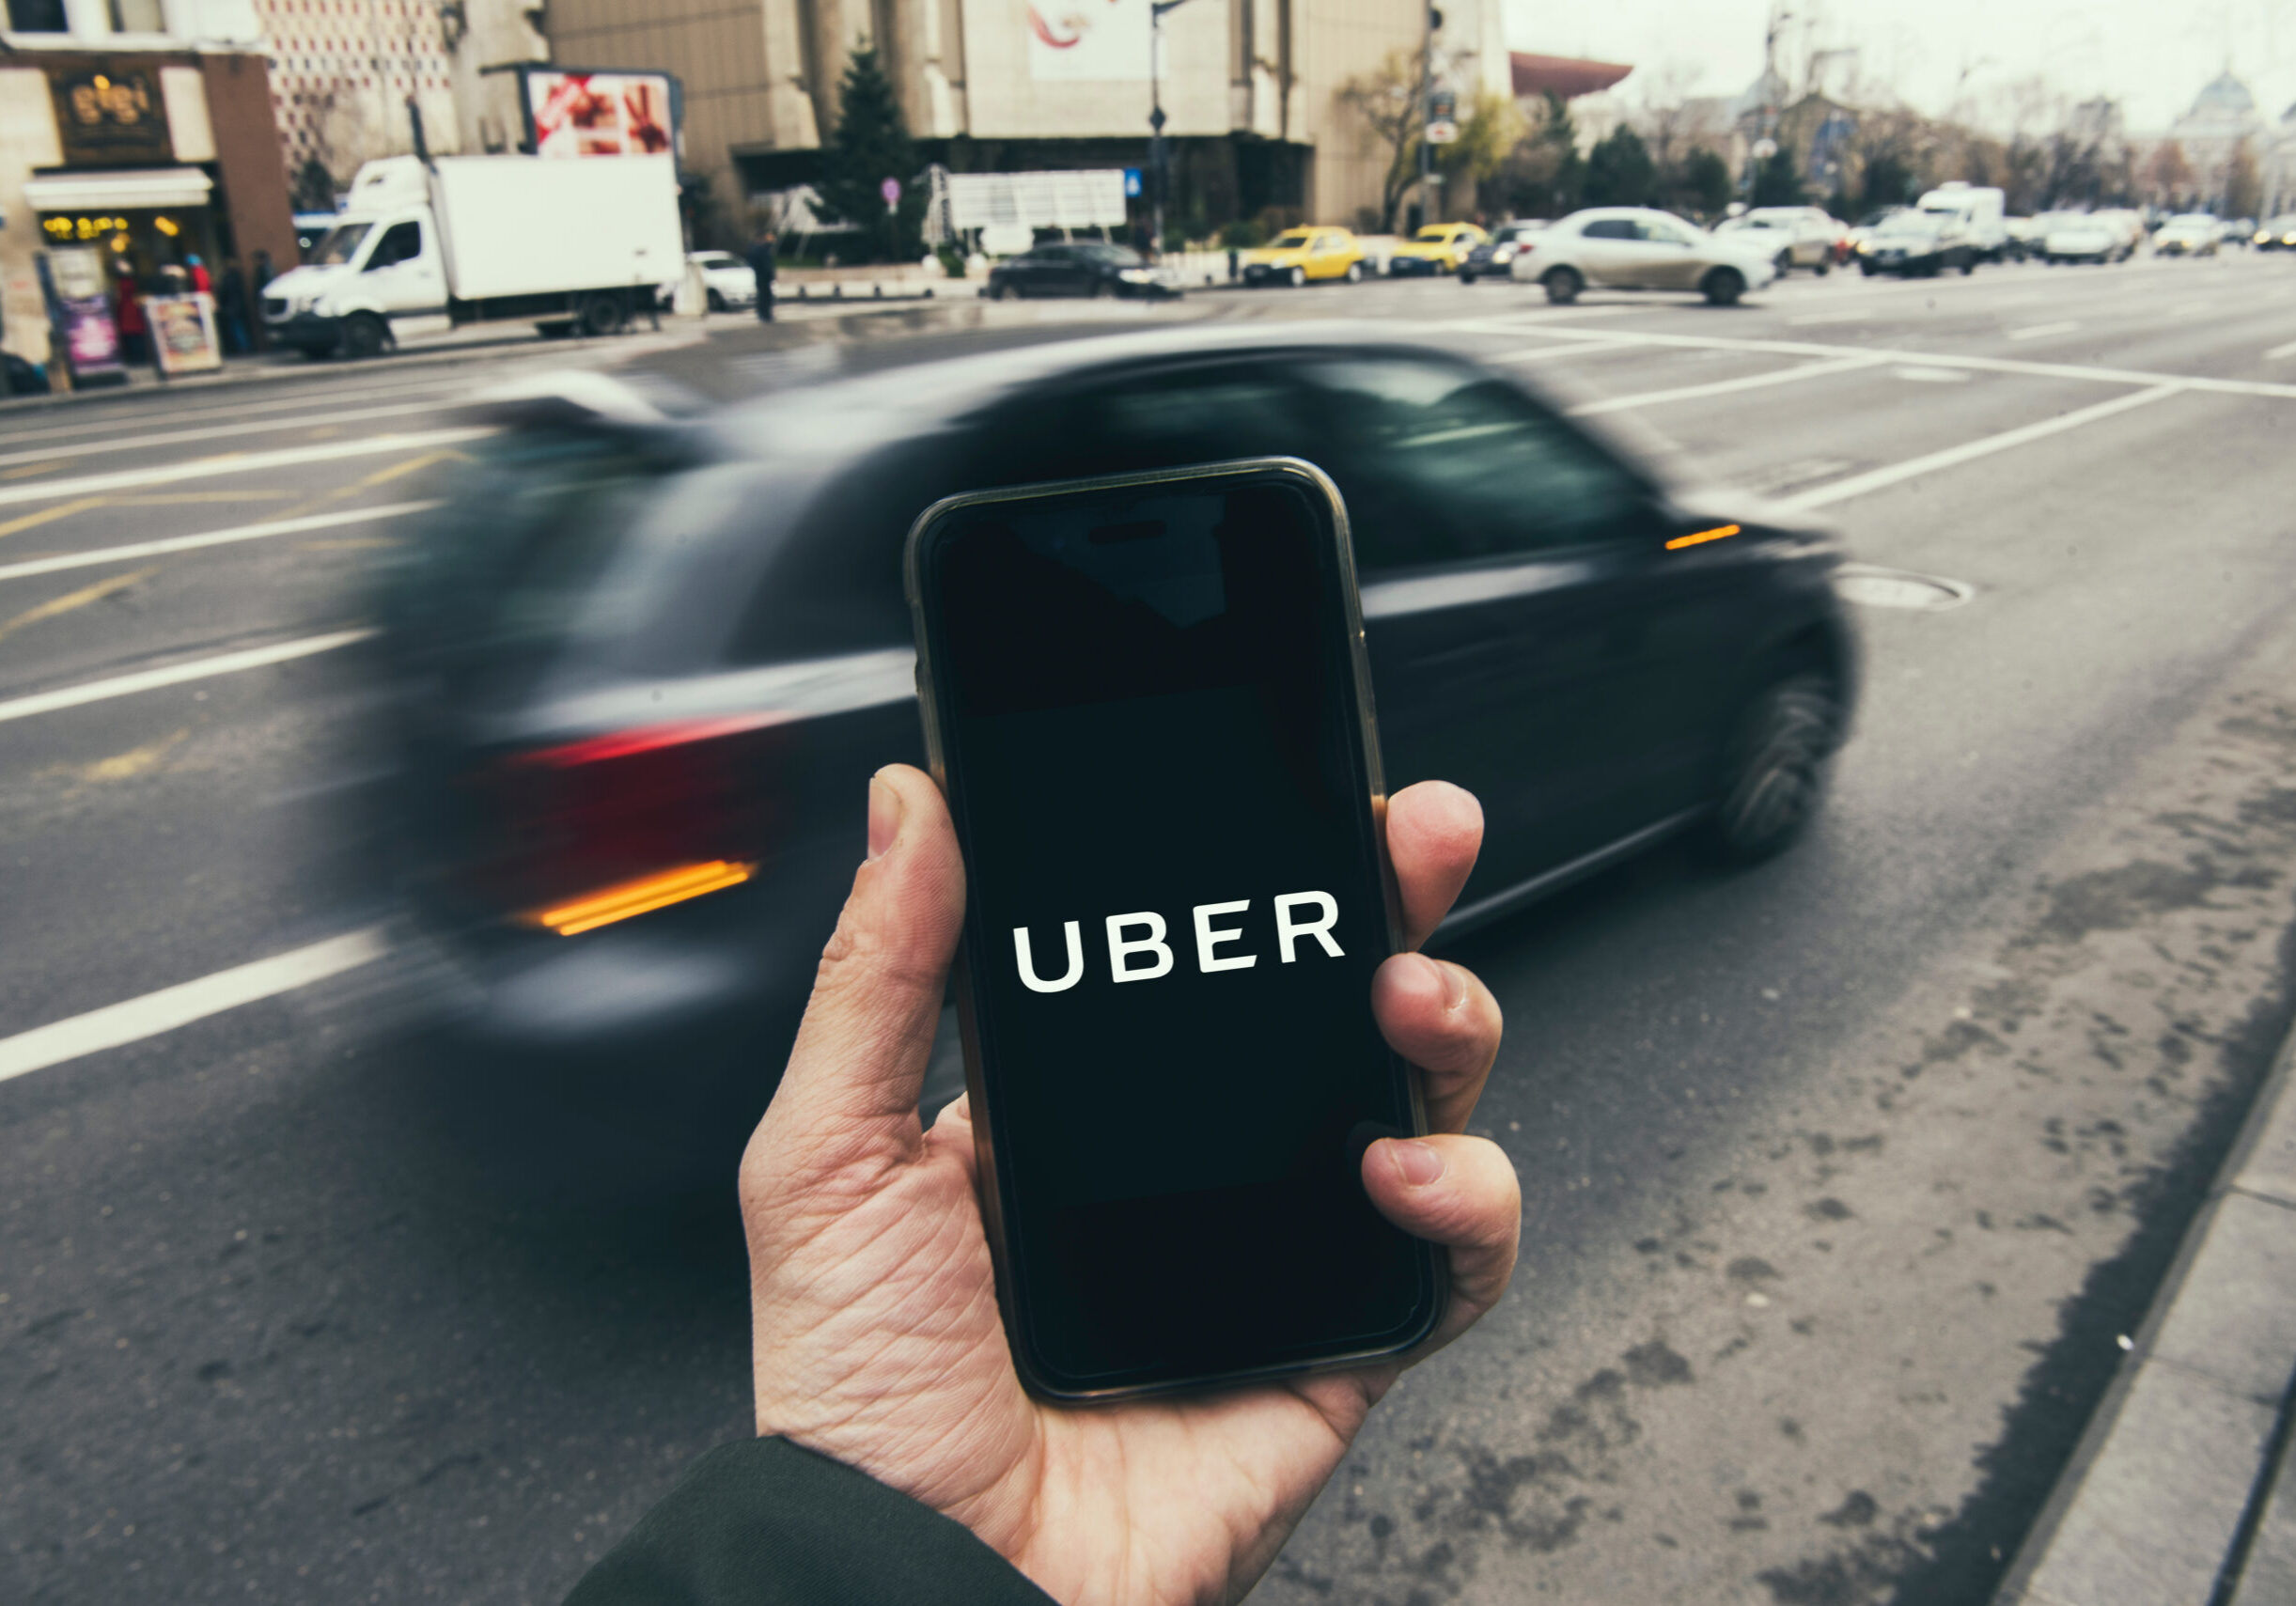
[338, 313, 388, 359]
[1701, 267, 1745, 306]
[1542, 265, 1582, 304]
[579, 292, 626, 336]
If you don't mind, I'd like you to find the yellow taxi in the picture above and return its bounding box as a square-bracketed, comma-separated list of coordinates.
[1385, 222, 1488, 276]
[1240, 226, 1367, 287]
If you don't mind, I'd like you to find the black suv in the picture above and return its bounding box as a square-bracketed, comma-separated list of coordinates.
[985, 243, 1179, 300]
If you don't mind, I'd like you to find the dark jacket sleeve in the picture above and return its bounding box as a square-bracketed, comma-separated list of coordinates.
[565, 1437, 1056, 1606]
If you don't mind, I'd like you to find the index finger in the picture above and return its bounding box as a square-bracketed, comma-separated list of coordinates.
[1387, 781, 1483, 951]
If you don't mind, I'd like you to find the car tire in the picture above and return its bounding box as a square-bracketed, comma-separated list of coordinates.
[1860, 262, 1878, 276]
[338, 312, 388, 359]
[1288, 266, 1306, 288]
[1703, 672, 1838, 864]
[1960, 253, 1976, 275]
[1346, 261, 1364, 284]
[1701, 266, 1745, 306]
[706, 288, 726, 312]
[1542, 265, 1582, 304]
[1815, 258, 1830, 276]
[1774, 251, 1792, 276]
[1459, 270, 1476, 285]
[1091, 278, 1117, 298]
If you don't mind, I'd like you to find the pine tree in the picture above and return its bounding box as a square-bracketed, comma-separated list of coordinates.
[1583, 125, 1655, 208]
[1751, 147, 1806, 208]
[814, 44, 926, 262]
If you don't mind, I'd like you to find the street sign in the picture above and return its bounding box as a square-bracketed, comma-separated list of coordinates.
[1122, 167, 1142, 198]
[1425, 118, 1459, 145]
[1428, 86, 1456, 121]
[881, 176, 902, 208]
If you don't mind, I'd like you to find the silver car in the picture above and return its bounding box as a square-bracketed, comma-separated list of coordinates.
[1509, 207, 1781, 306]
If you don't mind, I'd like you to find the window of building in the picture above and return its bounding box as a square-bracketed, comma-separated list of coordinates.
[110, 0, 166, 31]
[6, 0, 69, 31]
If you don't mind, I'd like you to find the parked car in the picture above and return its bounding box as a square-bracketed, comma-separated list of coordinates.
[1915, 182, 2009, 261]
[2041, 210, 2137, 264]
[2222, 217, 2257, 247]
[1459, 219, 1551, 283]
[684, 250, 758, 309]
[2004, 216, 2045, 260]
[1508, 207, 1779, 305]
[2255, 216, 2296, 251]
[1842, 206, 1909, 256]
[985, 242, 1179, 300]
[1716, 206, 1839, 273]
[1856, 210, 1978, 277]
[1386, 222, 1487, 275]
[2152, 214, 2223, 257]
[1240, 226, 1367, 286]
[360, 324, 1857, 1162]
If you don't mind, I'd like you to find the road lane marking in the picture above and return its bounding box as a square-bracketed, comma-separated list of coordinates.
[1493, 325, 2296, 400]
[0, 501, 436, 584]
[0, 927, 388, 1084]
[0, 494, 107, 540]
[2166, 301, 2212, 318]
[1783, 384, 2179, 511]
[1570, 354, 1881, 415]
[1488, 335, 1635, 363]
[0, 567, 154, 644]
[2007, 321, 2081, 341]
[0, 628, 375, 725]
[0, 377, 476, 447]
[1894, 366, 1970, 382]
[271, 447, 469, 522]
[1787, 310, 1873, 326]
[0, 460, 62, 477]
[0, 429, 492, 509]
[2266, 339, 2296, 361]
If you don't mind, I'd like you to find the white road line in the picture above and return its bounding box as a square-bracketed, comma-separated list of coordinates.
[1493, 325, 2296, 401]
[2266, 339, 2296, 361]
[0, 376, 470, 447]
[0, 428, 492, 509]
[2007, 320, 2082, 341]
[0, 629, 375, 725]
[1783, 385, 2179, 512]
[0, 927, 388, 1084]
[1485, 335, 1639, 364]
[1787, 309, 1874, 326]
[2167, 302, 2213, 319]
[1570, 354, 1881, 415]
[0, 501, 438, 584]
[0, 398, 471, 471]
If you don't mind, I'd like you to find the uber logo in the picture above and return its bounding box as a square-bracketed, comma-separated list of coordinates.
[1013, 893, 1343, 992]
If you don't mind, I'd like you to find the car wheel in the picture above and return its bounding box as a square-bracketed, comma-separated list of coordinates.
[1288, 266, 1306, 288]
[1342, 261, 1361, 284]
[1703, 672, 1838, 863]
[1542, 265, 1582, 304]
[1860, 261, 1878, 276]
[338, 312, 388, 359]
[706, 288, 726, 312]
[1815, 258, 1830, 276]
[1459, 271, 1476, 285]
[1091, 278, 1117, 298]
[1774, 251, 1792, 276]
[1701, 266, 1745, 306]
[1960, 255, 1976, 274]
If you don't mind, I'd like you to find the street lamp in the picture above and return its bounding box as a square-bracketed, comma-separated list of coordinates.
[1149, 0, 1195, 253]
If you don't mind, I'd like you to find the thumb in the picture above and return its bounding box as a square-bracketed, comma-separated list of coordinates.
[756, 764, 966, 1166]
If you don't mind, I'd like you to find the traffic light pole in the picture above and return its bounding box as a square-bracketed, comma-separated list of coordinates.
[1149, 0, 1194, 253]
[1416, 3, 1434, 231]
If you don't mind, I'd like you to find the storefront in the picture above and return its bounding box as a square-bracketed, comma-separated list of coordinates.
[25, 166, 222, 293]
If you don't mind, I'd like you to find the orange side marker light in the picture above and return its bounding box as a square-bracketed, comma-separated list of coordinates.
[1665, 523, 1742, 552]
[526, 861, 757, 936]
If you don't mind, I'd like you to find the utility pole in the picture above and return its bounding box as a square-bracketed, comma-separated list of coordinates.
[1149, 0, 1195, 253]
[1416, 3, 1433, 233]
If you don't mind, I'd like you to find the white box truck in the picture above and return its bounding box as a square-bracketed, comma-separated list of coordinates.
[261, 153, 684, 358]
[1916, 181, 2009, 262]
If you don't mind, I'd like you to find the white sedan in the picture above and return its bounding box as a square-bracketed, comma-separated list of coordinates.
[1509, 207, 1779, 306]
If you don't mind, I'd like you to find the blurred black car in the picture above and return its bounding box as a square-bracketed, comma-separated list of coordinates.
[985, 242, 1179, 300]
[1459, 221, 1552, 284]
[364, 327, 1857, 1161]
[1856, 213, 1976, 277]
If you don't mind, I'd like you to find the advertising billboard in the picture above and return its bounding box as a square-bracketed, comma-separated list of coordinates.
[525, 70, 676, 158]
[1026, 0, 1152, 81]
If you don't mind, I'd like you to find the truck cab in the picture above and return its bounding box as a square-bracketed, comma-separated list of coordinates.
[262, 160, 448, 357]
[1916, 181, 2009, 262]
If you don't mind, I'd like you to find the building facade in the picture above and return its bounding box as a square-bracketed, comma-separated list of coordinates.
[545, 0, 1509, 240]
[0, 0, 297, 368]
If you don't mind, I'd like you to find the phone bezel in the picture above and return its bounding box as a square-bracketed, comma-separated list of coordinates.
[903, 456, 1444, 1401]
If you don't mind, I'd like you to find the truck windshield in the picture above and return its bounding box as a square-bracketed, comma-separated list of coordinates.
[312, 223, 371, 266]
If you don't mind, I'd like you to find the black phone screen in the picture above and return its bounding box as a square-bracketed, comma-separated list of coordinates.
[914, 467, 1442, 1396]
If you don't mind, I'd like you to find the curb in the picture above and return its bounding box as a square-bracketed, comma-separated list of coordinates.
[1993, 997, 2296, 1605]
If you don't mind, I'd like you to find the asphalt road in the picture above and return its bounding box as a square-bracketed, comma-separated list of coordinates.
[7, 252, 2296, 1605]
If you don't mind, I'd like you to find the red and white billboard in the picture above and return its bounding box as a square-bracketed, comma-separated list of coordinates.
[525, 70, 675, 159]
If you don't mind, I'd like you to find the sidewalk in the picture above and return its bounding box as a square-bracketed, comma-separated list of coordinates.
[1994, 1007, 2296, 1604]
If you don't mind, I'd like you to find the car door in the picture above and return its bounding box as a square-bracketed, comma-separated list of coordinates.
[1574, 217, 1647, 286]
[1634, 216, 1706, 288]
[360, 217, 450, 336]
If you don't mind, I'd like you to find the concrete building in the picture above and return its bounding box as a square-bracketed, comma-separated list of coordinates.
[0, 0, 297, 368]
[252, 0, 457, 203]
[2137, 70, 2263, 212]
[544, 0, 1510, 241]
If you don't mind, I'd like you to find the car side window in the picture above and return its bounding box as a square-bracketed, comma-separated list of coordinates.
[976, 361, 1324, 491]
[1641, 219, 1695, 246]
[364, 221, 421, 271]
[1300, 357, 1650, 568]
[1581, 219, 1633, 241]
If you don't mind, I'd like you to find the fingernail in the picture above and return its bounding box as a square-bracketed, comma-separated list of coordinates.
[1388, 1139, 1445, 1187]
[1402, 953, 1466, 1012]
[867, 772, 903, 861]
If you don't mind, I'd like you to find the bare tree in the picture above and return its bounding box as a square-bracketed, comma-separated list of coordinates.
[1335, 47, 1430, 234]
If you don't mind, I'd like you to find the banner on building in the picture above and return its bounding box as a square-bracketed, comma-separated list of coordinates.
[525, 70, 677, 158]
[148, 292, 222, 377]
[1026, 0, 1153, 81]
[938, 169, 1130, 238]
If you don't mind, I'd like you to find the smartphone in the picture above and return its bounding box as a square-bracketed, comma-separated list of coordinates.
[905, 457, 1444, 1400]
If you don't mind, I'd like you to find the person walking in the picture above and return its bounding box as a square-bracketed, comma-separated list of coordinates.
[745, 226, 777, 322]
[216, 258, 250, 356]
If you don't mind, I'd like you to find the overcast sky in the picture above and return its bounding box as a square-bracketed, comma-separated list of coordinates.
[1503, 0, 2296, 133]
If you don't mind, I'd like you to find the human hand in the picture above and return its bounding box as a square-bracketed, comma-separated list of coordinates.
[738, 765, 1519, 1604]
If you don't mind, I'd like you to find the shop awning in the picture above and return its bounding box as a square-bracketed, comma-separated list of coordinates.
[23, 167, 214, 213]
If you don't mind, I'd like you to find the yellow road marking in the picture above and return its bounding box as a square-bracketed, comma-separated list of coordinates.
[77, 727, 188, 783]
[0, 495, 108, 540]
[112, 491, 294, 505]
[0, 460, 63, 479]
[273, 446, 471, 522]
[296, 537, 401, 551]
[0, 565, 155, 644]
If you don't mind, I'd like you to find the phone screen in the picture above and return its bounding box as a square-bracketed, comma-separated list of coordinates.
[914, 466, 1441, 1396]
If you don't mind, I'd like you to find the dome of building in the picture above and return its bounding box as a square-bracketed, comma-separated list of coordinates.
[2191, 70, 2256, 117]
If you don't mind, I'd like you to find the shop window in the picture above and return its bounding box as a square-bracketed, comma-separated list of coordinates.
[6, 0, 68, 30]
[109, 0, 164, 30]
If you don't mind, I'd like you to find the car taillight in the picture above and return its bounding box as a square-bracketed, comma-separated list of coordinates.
[463, 713, 795, 933]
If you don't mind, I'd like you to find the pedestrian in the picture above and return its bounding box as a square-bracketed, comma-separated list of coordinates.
[216, 258, 250, 356]
[185, 254, 212, 295]
[249, 249, 274, 351]
[563, 767, 1519, 1603]
[114, 270, 148, 366]
[745, 226, 776, 323]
